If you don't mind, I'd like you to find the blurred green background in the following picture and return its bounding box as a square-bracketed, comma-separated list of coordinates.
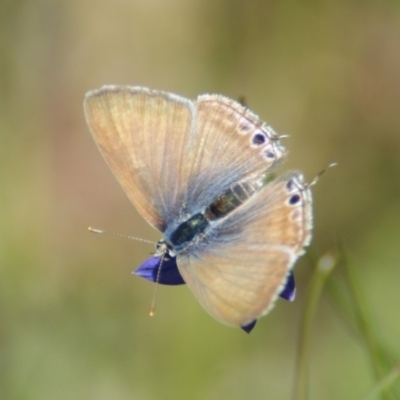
[1, 1, 400, 399]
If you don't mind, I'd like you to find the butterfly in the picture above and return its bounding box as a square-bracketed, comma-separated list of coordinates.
[84, 86, 312, 332]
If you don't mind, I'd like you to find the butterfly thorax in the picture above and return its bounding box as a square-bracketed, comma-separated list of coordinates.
[162, 174, 266, 256]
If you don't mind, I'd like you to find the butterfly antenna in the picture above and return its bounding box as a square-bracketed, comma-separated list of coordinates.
[88, 227, 155, 245]
[308, 162, 338, 187]
[148, 252, 166, 317]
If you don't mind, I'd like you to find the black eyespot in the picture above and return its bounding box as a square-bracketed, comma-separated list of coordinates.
[289, 194, 300, 205]
[252, 133, 266, 145]
[265, 150, 275, 159]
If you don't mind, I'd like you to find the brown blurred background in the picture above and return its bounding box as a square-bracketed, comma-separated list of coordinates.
[1, 1, 399, 399]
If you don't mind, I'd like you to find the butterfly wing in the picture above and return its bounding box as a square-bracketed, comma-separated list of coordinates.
[176, 172, 312, 327]
[183, 95, 286, 213]
[84, 86, 195, 232]
[84, 87, 287, 231]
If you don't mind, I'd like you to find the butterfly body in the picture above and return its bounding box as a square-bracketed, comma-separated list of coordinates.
[161, 173, 265, 256]
[84, 86, 312, 329]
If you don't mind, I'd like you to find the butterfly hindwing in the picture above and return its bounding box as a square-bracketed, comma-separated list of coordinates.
[176, 172, 312, 327]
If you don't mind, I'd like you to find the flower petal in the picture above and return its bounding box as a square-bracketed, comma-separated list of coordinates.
[279, 271, 296, 301]
[133, 256, 185, 285]
[241, 319, 257, 333]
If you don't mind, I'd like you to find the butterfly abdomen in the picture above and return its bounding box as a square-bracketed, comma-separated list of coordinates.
[204, 175, 264, 221]
[166, 175, 265, 253]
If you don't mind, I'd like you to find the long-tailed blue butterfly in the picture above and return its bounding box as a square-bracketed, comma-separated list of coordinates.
[84, 86, 312, 333]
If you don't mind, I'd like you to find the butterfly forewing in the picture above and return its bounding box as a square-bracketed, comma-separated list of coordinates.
[176, 173, 312, 327]
[85, 87, 287, 231]
[84, 86, 195, 231]
[183, 96, 286, 211]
